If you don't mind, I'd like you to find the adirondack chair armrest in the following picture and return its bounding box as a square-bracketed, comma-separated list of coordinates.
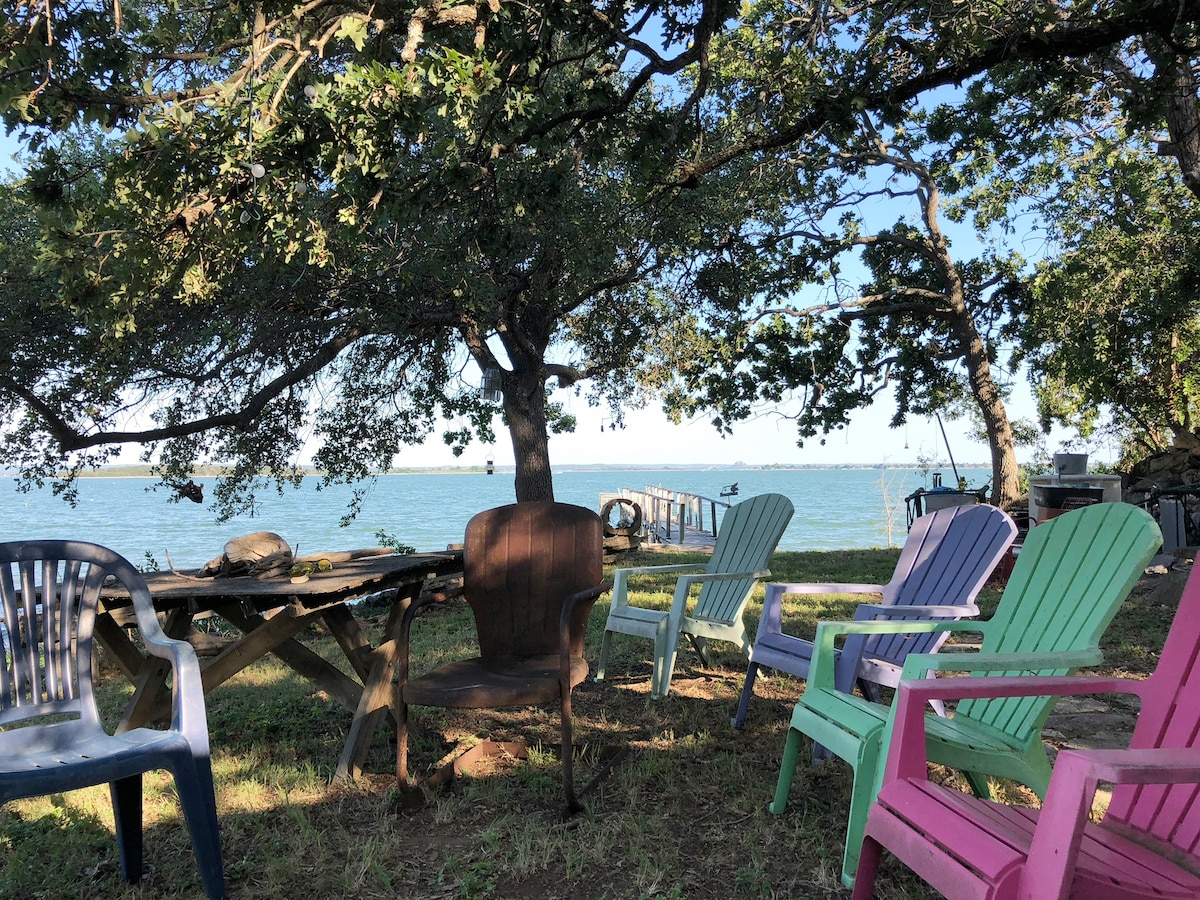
[808, 618, 983, 691]
[898, 647, 1104, 681]
[1057, 746, 1200, 785]
[851, 602, 980, 620]
[1019, 743, 1200, 897]
[768, 582, 887, 596]
[756, 582, 885, 640]
[881, 672, 1139, 785]
[610, 564, 707, 611]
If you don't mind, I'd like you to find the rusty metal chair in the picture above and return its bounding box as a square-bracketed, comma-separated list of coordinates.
[396, 501, 608, 813]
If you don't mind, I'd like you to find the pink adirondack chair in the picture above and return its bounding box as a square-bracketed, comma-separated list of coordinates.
[852, 563, 1200, 900]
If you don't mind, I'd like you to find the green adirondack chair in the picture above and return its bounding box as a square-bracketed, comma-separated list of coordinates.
[769, 502, 1161, 888]
[595, 492, 794, 699]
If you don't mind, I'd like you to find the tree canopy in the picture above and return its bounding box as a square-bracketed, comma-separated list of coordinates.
[3, 0, 1200, 514]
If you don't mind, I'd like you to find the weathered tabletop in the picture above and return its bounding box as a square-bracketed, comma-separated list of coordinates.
[98, 551, 464, 781]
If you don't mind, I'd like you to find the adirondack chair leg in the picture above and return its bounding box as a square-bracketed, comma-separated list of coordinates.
[732, 662, 759, 728]
[850, 836, 883, 900]
[841, 736, 886, 887]
[963, 769, 992, 800]
[110, 774, 144, 884]
[858, 680, 882, 704]
[594, 630, 612, 683]
[689, 634, 712, 666]
[652, 617, 678, 699]
[769, 726, 804, 813]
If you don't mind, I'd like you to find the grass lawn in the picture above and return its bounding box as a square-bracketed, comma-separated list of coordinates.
[0, 548, 1178, 899]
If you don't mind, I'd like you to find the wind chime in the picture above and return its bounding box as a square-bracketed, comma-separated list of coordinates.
[237, 25, 320, 226]
[240, 36, 264, 224]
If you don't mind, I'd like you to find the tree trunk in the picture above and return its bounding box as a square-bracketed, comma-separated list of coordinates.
[502, 367, 555, 502]
[920, 173, 1023, 509]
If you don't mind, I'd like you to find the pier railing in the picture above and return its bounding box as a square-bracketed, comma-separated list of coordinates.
[618, 485, 731, 545]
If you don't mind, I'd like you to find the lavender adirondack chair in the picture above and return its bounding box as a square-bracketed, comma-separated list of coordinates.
[732, 504, 1017, 728]
[852, 563, 1200, 900]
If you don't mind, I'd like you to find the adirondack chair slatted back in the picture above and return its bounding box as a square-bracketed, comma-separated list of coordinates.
[958, 502, 1162, 732]
[865, 506, 1018, 665]
[695, 493, 793, 624]
[1107, 574, 1200, 854]
[0, 550, 107, 727]
[465, 502, 603, 660]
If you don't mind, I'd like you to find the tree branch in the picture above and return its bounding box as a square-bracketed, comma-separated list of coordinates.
[1, 326, 366, 452]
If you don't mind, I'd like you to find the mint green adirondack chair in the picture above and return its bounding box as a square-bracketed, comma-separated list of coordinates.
[769, 502, 1161, 887]
[595, 493, 794, 699]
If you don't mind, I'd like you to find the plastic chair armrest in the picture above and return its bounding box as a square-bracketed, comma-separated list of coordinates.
[1023, 744, 1200, 896]
[125, 584, 210, 742]
[881, 673, 1142, 785]
[887, 676, 1197, 808]
[767, 582, 887, 596]
[1062, 746, 1200, 784]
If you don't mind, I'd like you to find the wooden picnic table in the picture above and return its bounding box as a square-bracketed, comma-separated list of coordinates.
[98, 550, 463, 781]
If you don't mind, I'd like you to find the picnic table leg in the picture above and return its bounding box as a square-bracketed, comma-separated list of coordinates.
[323, 600, 399, 731]
[209, 604, 367, 712]
[335, 582, 422, 783]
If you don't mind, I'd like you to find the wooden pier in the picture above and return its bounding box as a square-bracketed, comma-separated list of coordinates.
[601, 485, 732, 552]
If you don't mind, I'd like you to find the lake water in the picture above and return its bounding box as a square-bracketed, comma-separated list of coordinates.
[1, 467, 991, 568]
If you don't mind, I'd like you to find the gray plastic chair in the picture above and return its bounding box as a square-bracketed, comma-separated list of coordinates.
[0, 540, 224, 898]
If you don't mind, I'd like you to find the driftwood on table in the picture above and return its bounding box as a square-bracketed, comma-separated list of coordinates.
[201, 532, 293, 579]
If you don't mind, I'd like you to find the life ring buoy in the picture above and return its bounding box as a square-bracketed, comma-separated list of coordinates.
[600, 498, 643, 537]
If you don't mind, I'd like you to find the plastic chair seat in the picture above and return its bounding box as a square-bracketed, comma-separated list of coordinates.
[0, 726, 193, 781]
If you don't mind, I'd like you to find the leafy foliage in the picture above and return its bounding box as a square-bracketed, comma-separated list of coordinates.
[3, 0, 1200, 511]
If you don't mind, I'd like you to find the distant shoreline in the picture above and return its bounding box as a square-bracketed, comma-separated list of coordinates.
[65, 462, 994, 478]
